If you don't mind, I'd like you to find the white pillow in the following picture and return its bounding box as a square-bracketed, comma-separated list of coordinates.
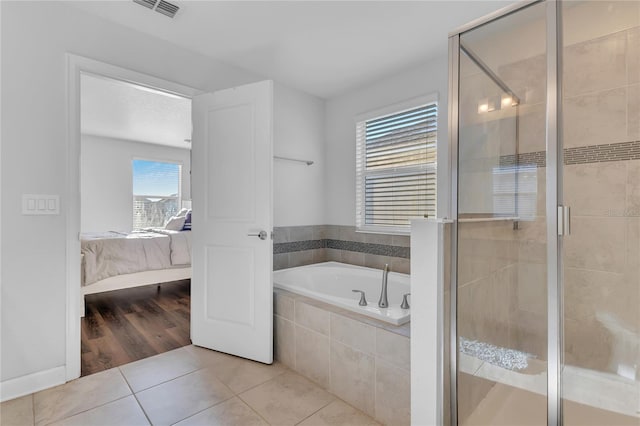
[175, 208, 189, 218]
[165, 215, 186, 231]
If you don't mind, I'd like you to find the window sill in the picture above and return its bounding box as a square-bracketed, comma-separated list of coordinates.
[355, 226, 410, 236]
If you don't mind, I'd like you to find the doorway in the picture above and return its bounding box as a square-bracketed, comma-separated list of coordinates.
[67, 56, 275, 383]
[66, 55, 202, 381]
[79, 72, 194, 376]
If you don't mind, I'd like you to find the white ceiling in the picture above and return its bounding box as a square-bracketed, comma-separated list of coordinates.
[69, 0, 518, 99]
[81, 73, 192, 148]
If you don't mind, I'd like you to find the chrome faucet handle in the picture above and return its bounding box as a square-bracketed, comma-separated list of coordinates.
[352, 290, 368, 306]
[401, 293, 411, 309]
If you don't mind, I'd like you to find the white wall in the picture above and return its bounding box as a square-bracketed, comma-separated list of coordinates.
[0, 0, 450, 396]
[274, 83, 325, 227]
[83, 85, 326, 233]
[324, 56, 450, 226]
[81, 135, 191, 233]
[0, 1, 262, 385]
[410, 219, 447, 426]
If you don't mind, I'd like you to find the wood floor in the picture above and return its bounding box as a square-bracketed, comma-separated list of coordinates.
[81, 280, 191, 377]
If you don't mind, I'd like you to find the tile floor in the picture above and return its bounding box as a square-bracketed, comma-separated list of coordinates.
[1, 345, 380, 426]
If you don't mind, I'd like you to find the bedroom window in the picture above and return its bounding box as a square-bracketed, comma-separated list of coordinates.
[355, 101, 437, 234]
[132, 159, 181, 229]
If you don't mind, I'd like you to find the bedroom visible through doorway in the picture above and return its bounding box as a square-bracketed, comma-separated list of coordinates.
[79, 73, 194, 376]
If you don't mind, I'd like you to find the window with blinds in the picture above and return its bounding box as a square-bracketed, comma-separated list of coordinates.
[132, 159, 181, 229]
[356, 102, 437, 233]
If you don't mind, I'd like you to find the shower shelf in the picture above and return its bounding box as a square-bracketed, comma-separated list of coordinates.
[458, 216, 519, 223]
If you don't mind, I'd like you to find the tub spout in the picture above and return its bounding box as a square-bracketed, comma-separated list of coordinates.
[378, 264, 389, 308]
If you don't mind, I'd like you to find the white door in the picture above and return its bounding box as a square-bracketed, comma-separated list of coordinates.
[191, 80, 273, 364]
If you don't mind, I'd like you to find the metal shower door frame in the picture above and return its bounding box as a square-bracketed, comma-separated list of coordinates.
[446, 1, 564, 424]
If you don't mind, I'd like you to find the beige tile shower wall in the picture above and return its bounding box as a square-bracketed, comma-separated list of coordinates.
[457, 221, 520, 352]
[562, 159, 640, 371]
[509, 25, 640, 369]
[514, 216, 547, 360]
[560, 24, 640, 372]
[273, 290, 410, 426]
[482, 25, 640, 365]
[456, 29, 547, 361]
[489, 47, 550, 361]
[564, 27, 639, 148]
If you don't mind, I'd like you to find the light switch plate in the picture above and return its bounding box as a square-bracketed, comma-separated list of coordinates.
[22, 194, 59, 215]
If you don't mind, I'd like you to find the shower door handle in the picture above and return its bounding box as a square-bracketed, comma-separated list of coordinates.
[558, 206, 571, 236]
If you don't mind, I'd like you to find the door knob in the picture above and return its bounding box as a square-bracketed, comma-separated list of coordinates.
[248, 230, 268, 240]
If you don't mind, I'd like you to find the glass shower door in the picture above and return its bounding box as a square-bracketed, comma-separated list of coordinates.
[561, 2, 640, 424]
[455, 2, 549, 424]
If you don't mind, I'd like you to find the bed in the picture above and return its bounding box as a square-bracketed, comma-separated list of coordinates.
[80, 214, 192, 315]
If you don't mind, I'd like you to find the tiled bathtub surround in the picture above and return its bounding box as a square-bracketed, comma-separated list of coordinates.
[274, 289, 410, 426]
[273, 225, 410, 273]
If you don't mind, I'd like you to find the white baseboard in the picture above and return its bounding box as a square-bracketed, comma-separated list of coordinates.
[0, 366, 66, 402]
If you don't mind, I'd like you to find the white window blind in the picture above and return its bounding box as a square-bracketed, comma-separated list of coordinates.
[356, 102, 437, 233]
[492, 165, 537, 221]
[132, 159, 181, 229]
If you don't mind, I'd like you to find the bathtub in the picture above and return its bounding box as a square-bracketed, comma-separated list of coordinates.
[273, 261, 410, 325]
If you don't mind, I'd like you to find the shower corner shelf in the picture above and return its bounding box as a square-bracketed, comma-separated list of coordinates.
[458, 216, 520, 223]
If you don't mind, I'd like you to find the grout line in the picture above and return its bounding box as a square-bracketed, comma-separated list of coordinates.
[373, 329, 378, 422]
[563, 82, 633, 101]
[41, 394, 133, 426]
[118, 367, 153, 426]
[293, 398, 335, 426]
[227, 367, 288, 396]
[167, 395, 235, 426]
[123, 358, 205, 394]
[293, 300, 298, 371]
[131, 395, 151, 426]
[472, 360, 485, 376]
[128, 367, 203, 394]
[31, 394, 35, 426]
[328, 314, 333, 394]
[37, 369, 135, 426]
[235, 390, 274, 425]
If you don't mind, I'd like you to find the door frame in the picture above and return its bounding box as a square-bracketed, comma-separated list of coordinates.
[447, 0, 563, 424]
[65, 54, 203, 381]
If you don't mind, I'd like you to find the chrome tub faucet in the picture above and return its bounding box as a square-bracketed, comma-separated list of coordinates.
[352, 289, 368, 306]
[378, 264, 389, 308]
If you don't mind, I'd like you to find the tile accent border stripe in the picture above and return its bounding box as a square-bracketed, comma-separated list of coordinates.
[325, 239, 410, 258]
[499, 140, 640, 168]
[273, 239, 410, 259]
[564, 140, 640, 165]
[273, 240, 324, 254]
[500, 151, 546, 168]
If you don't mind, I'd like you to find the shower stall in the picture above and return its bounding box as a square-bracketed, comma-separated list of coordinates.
[448, 0, 640, 425]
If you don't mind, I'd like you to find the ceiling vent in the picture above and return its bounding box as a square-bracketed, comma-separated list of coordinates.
[133, 0, 155, 9]
[155, 0, 180, 18]
[133, 0, 180, 18]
